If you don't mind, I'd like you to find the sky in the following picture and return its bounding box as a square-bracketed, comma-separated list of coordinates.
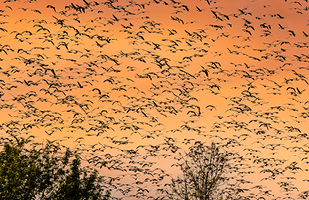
[1, 0, 309, 199]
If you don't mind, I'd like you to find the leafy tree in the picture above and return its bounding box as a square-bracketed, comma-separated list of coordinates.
[0, 137, 111, 200]
[170, 142, 229, 200]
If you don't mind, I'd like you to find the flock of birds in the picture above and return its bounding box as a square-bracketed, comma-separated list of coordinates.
[1, 0, 309, 199]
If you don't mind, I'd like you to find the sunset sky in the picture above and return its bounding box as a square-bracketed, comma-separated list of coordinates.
[1, 0, 309, 199]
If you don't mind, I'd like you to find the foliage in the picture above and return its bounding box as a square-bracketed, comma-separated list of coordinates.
[171, 142, 229, 200]
[0, 137, 111, 200]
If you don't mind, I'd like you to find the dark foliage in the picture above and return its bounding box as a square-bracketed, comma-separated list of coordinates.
[0, 138, 111, 200]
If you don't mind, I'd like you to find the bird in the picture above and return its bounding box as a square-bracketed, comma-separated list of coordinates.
[1, 1, 309, 199]
[46, 5, 56, 12]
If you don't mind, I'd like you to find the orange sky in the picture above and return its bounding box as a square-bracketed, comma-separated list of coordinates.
[1, 0, 309, 199]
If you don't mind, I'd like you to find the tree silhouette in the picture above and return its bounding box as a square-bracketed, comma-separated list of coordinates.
[171, 142, 229, 200]
[0, 137, 111, 200]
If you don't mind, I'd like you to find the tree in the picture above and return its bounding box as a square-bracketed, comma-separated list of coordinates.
[170, 142, 229, 200]
[0, 137, 111, 200]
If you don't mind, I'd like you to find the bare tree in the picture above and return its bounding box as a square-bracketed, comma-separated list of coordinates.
[171, 141, 229, 200]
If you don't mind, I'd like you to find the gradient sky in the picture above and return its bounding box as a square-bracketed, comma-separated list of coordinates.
[1, 0, 309, 199]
